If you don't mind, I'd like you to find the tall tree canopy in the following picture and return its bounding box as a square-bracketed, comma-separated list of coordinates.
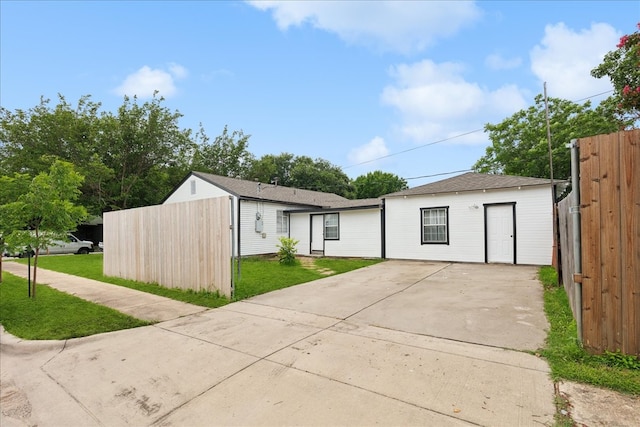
[473, 95, 618, 180]
[0, 94, 202, 213]
[247, 152, 296, 186]
[190, 125, 254, 178]
[352, 170, 408, 198]
[591, 22, 640, 125]
[1, 93, 413, 211]
[289, 156, 353, 198]
[95, 94, 196, 210]
[246, 153, 353, 198]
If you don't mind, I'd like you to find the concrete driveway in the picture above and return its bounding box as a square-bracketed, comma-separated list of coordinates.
[1, 261, 554, 426]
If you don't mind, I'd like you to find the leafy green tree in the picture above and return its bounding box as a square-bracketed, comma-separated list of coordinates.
[3, 160, 87, 297]
[591, 22, 640, 125]
[0, 94, 200, 213]
[95, 94, 196, 210]
[0, 173, 30, 282]
[191, 125, 254, 179]
[352, 171, 408, 198]
[289, 156, 354, 198]
[246, 153, 353, 198]
[246, 152, 296, 186]
[0, 95, 102, 178]
[473, 95, 619, 180]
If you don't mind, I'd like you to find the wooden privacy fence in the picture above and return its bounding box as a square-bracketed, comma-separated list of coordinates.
[104, 197, 232, 297]
[558, 194, 578, 317]
[573, 130, 639, 356]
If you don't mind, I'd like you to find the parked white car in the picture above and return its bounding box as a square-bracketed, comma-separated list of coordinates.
[45, 233, 94, 255]
[4, 233, 94, 257]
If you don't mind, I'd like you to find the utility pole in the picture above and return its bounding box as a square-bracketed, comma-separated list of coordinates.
[544, 82, 559, 280]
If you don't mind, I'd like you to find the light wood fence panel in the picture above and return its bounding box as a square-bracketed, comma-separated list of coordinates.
[103, 197, 232, 297]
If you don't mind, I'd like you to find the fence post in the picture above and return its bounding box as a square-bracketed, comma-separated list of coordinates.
[569, 138, 583, 344]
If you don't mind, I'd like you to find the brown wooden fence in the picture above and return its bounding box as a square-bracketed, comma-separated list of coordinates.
[557, 194, 578, 317]
[576, 130, 640, 356]
[103, 197, 232, 297]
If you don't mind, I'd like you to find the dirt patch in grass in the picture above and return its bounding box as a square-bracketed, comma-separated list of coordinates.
[297, 256, 335, 275]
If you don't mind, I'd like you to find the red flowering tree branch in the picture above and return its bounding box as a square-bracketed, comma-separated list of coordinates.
[591, 22, 640, 126]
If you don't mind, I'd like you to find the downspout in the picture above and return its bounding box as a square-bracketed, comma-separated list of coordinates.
[381, 199, 386, 259]
[237, 197, 242, 280]
[569, 138, 583, 343]
[229, 195, 235, 299]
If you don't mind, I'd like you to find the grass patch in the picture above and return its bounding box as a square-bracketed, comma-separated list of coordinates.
[16, 254, 229, 308]
[0, 272, 149, 340]
[539, 266, 640, 395]
[314, 257, 383, 275]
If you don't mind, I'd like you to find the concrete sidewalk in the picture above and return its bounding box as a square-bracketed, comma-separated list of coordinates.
[1, 260, 207, 322]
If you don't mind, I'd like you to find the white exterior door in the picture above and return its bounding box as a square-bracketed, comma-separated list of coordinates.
[311, 214, 324, 253]
[486, 204, 515, 264]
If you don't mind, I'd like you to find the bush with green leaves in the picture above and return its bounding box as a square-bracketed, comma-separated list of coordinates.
[276, 236, 299, 265]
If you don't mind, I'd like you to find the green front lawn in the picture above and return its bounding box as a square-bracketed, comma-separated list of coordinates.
[0, 272, 149, 340]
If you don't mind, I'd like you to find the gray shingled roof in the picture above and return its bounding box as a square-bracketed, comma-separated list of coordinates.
[384, 172, 554, 197]
[192, 171, 349, 207]
[325, 198, 381, 209]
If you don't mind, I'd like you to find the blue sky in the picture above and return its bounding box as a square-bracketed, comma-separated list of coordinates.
[1, 1, 638, 186]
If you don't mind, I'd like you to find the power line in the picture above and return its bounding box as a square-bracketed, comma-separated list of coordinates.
[405, 169, 473, 180]
[343, 89, 615, 172]
[343, 128, 483, 169]
[573, 89, 613, 103]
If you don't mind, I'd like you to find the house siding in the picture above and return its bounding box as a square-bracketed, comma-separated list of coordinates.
[290, 214, 311, 256]
[288, 209, 381, 258]
[385, 186, 552, 265]
[163, 175, 231, 203]
[239, 200, 305, 256]
[324, 209, 381, 258]
[163, 175, 306, 257]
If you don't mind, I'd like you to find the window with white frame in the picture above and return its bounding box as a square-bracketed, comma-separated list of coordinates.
[324, 213, 339, 240]
[421, 207, 449, 244]
[276, 210, 289, 233]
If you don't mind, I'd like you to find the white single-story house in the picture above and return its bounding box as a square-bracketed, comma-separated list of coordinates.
[162, 171, 382, 258]
[383, 173, 555, 265]
[162, 171, 555, 265]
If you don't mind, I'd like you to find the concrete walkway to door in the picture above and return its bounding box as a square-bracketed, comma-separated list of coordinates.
[1, 260, 556, 426]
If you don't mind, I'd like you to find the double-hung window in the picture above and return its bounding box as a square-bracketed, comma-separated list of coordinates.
[421, 207, 449, 244]
[324, 213, 339, 240]
[276, 210, 289, 234]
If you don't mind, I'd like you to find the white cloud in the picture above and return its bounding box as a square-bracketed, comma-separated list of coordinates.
[248, 1, 481, 54]
[114, 64, 188, 98]
[530, 22, 619, 100]
[168, 63, 188, 79]
[381, 59, 528, 144]
[485, 53, 522, 70]
[348, 136, 389, 165]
